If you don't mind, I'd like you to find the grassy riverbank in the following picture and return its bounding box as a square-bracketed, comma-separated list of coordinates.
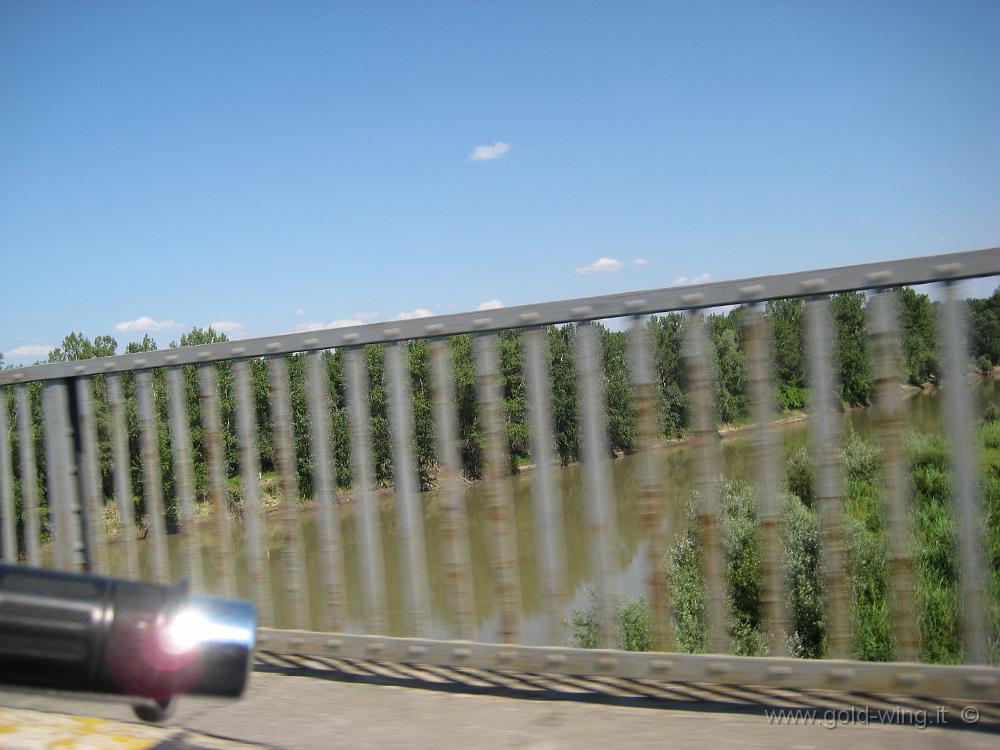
[572, 406, 1000, 664]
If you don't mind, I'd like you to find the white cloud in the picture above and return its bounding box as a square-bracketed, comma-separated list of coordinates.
[468, 141, 511, 161]
[633, 258, 649, 267]
[476, 299, 504, 311]
[5, 344, 54, 360]
[115, 316, 184, 333]
[208, 321, 244, 334]
[393, 308, 433, 321]
[672, 272, 712, 286]
[293, 319, 364, 333]
[292, 322, 325, 333]
[576, 257, 622, 275]
[295, 308, 306, 317]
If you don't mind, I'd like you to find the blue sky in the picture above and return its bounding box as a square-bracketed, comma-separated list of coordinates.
[2, 1, 998, 363]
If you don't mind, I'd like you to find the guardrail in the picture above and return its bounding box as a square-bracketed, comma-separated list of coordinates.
[1, 247, 999, 701]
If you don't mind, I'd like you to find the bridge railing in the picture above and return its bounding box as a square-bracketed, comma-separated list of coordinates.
[1, 247, 999, 699]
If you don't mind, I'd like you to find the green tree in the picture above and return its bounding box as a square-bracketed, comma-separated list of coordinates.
[120, 335, 171, 521]
[832, 292, 871, 406]
[48, 333, 118, 503]
[324, 349, 352, 489]
[896, 287, 939, 385]
[548, 325, 579, 465]
[497, 329, 529, 469]
[167, 327, 233, 505]
[969, 287, 1000, 367]
[287, 352, 312, 497]
[766, 298, 808, 410]
[407, 340, 437, 489]
[47, 333, 117, 363]
[364, 344, 393, 486]
[599, 325, 636, 455]
[449, 334, 483, 478]
[709, 309, 748, 425]
[648, 313, 687, 437]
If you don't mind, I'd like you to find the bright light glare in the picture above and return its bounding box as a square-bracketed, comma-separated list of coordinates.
[164, 608, 209, 653]
[163, 603, 256, 656]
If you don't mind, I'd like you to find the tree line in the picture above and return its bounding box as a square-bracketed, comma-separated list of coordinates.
[2, 286, 999, 537]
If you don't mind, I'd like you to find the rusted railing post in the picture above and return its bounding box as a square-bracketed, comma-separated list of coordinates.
[629, 316, 672, 652]
[869, 290, 917, 660]
[745, 305, 787, 655]
[806, 296, 850, 658]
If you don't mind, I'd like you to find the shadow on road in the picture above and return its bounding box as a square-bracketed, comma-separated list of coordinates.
[255, 651, 1000, 735]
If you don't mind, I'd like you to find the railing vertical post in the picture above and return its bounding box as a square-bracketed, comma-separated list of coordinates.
[234, 359, 273, 626]
[73, 377, 107, 575]
[524, 328, 566, 646]
[745, 305, 787, 655]
[345, 346, 388, 634]
[15, 387, 41, 567]
[387, 342, 432, 637]
[806, 296, 850, 658]
[43, 380, 78, 571]
[167, 367, 203, 591]
[431, 339, 475, 640]
[940, 279, 989, 664]
[63, 382, 86, 571]
[306, 350, 347, 633]
[0, 389, 17, 563]
[685, 311, 727, 653]
[136, 371, 170, 584]
[105, 374, 139, 579]
[267, 357, 310, 629]
[630, 316, 672, 652]
[870, 289, 917, 660]
[476, 332, 522, 644]
[524, 326, 567, 646]
[199, 365, 237, 599]
[576, 321, 618, 649]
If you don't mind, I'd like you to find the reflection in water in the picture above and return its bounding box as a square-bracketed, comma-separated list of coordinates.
[103, 381, 1000, 644]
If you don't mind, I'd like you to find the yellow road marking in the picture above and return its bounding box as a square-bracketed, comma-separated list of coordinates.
[0, 707, 166, 749]
[0, 706, 261, 749]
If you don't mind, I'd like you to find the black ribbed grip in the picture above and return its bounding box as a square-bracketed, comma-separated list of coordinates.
[0, 564, 181, 697]
[0, 564, 255, 707]
[0, 565, 112, 690]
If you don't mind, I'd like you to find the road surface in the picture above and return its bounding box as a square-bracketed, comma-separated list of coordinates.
[1, 655, 997, 749]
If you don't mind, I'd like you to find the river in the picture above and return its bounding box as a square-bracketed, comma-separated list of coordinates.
[103, 380, 1000, 644]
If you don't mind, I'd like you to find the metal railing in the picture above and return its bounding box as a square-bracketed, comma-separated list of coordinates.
[1, 247, 999, 701]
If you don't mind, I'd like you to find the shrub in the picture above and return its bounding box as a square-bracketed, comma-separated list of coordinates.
[982, 469, 1000, 660]
[616, 596, 652, 652]
[908, 433, 962, 663]
[840, 432, 893, 661]
[783, 492, 825, 658]
[721, 479, 767, 655]
[978, 354, 993, 377]
[984, 400, 1000, 424]
[786, 448, 816, 507]
[848, 524, 893, 661]
[665, 482, 768, 656]
[568, 590, 652, 652]
[569, 589, 600, 649]
[776, 383, 809, 412]
[666, 500, 708, 653]
[841, 431, 882, 490]
[982, 421, 1000, 452]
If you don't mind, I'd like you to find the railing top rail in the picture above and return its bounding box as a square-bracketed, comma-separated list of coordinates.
[2, 246, 998, 386]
